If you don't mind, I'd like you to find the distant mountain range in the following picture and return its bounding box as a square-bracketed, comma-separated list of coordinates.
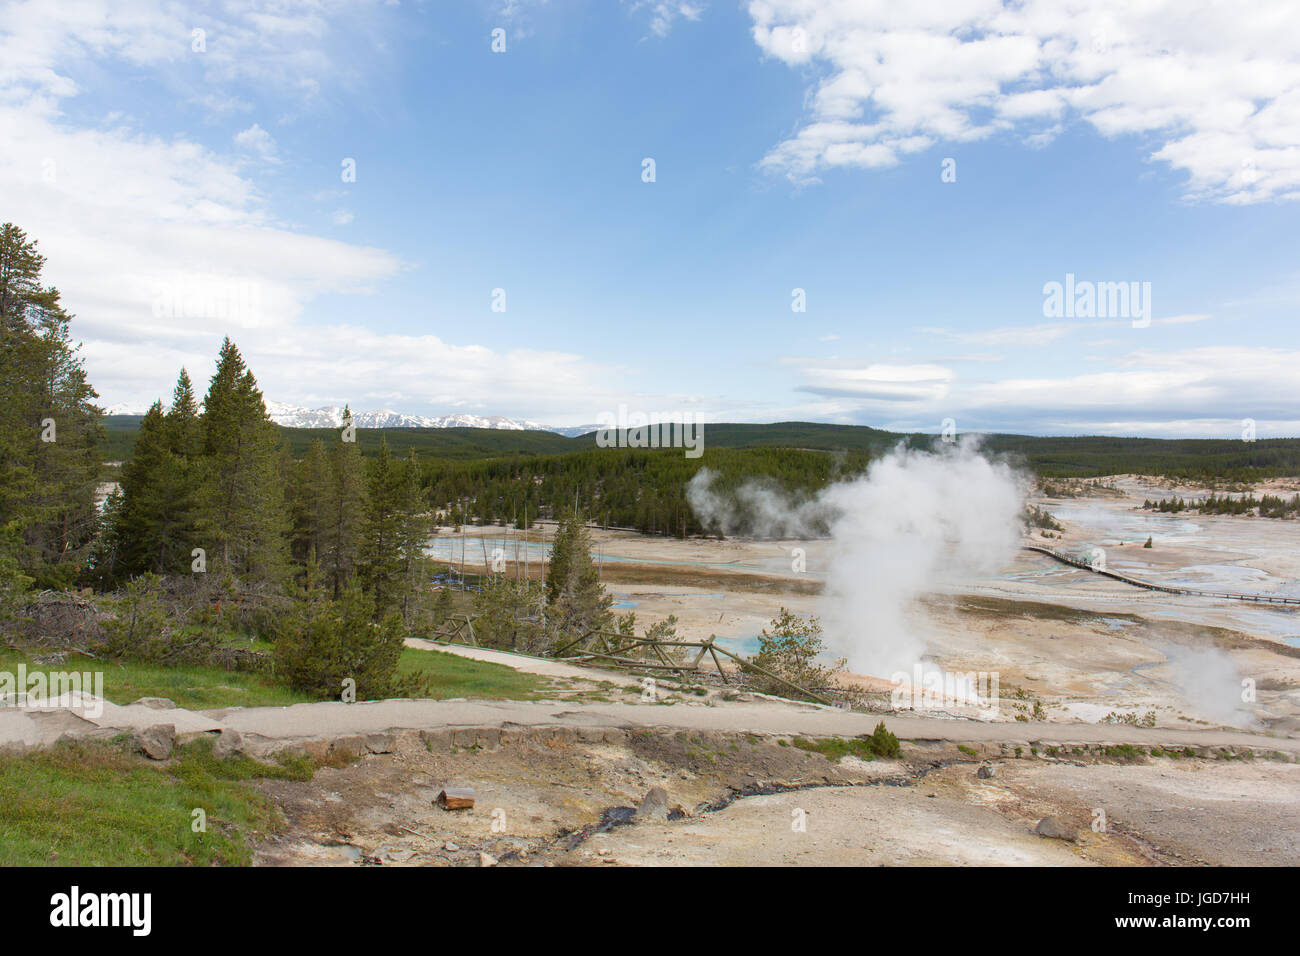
[104, 400, 597, 437]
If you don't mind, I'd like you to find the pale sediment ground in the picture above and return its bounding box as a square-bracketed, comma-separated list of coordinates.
[328, 482, 1300, 866]
[438, 479, 1300, 734]
[250, 728, 1300, 867]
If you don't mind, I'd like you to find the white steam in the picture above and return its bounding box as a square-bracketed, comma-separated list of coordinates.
[688, 440, 1026, 677]
[1161, 643, 1254, 729]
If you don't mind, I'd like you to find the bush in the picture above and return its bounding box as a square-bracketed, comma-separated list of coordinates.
[866, 721, 900, 758]
[472, 579, 553, 654]
[747, 608, 845, 700]
[272, 588, 419, 700]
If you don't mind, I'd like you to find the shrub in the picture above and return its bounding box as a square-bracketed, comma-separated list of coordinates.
[747, 608, 845, 700]
[272, 588, 419, 700]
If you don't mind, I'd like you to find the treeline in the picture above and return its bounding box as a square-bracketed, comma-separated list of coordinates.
[982, 434, 1300, 480]
[102, 418, 1300, 485]
[97, 339, 431, 617]
[417, 446, 872, 537]
[1143, 494, 1300, 518]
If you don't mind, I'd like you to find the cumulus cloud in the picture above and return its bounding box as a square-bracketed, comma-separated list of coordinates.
[631, 1, 705, 38]
[233, 123, 278, 162]
[789, 345, 1300, 436]
[0, 0, 633, 422]
[748, 0, 1300, 202]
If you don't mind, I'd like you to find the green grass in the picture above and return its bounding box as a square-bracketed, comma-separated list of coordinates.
[0, 649, 311, 710]
[396, 646, 553, 700]
[0, 738, 321, 865]
[1101, 744, 1146, 762]
[3, 644, 556, 710]
[792, 722, 901, 762]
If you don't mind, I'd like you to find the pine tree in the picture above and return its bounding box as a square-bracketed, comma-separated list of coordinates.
[358, 436, 407, 618]
[398, 448, 429, 624]
[321, 406, 364, 597]
[0, 223, 102, 589]
[289, 437, 330, 570]
[199, 338, 288, 581]
[544, 509, 612, 638]
[114, 402, 201, 576]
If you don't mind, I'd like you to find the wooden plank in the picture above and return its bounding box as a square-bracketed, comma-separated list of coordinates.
[437, 787, 475, 810]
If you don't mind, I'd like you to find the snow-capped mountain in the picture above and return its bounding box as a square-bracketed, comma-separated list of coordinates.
[264, 401, 560, 433]
[104, 398, 598, 435]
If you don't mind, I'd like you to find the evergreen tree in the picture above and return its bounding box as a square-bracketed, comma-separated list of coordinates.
[199, 338, 288, 581]
[0, 223, 102, 589]
[321, 406, 364, 597]
[113, 404, 188, 575]
[358, 436, 407, 617]
[398, 448, 430, 624]
[289, 437, 330, 572]
[110, 370, 209, 579]
[544, 509, 612, 638]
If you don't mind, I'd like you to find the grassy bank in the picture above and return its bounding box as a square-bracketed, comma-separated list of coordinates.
[0, 738, 326, 865]
[0, 648, 311, 710]
[397, 646, 553, 699]
[1, 644, 555, 712]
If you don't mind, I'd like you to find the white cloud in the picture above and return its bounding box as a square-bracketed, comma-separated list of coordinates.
[748, 0, 1300, 202]
[233, 122, 278, 162]
[798, 362, 954, 403]
[629, 1, 705, 38]
[789, 345, 1299, 436]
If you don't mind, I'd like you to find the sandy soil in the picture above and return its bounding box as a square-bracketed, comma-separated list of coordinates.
[252, 730, 1299, 867]
[434, 481, 1300, 735]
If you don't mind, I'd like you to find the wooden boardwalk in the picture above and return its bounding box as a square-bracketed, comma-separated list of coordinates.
[1023, 545, 1300, 606]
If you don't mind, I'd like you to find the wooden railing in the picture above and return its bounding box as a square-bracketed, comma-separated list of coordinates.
[1024, 545, 1300, 605]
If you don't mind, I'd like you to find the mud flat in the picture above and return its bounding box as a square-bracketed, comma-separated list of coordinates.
[252, 728, 1300, 867]
[435, 480, 1300, 734]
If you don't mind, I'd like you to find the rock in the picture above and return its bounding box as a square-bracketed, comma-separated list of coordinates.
[363, 733, 395, 754]
[213, 728, 244, 759]
[130, 697, 177, 710]
[135, 724, 175, 760]
[1035, 816, 1077, 841]
[328, 735, 365, 759]
[636, 786, 670, 821]
[444, 841, 460, 852]
[976, 764, 996, 779]
[478, 852, 497, 867]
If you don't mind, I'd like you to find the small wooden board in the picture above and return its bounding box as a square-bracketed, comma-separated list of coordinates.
[437, 787, 475, 810]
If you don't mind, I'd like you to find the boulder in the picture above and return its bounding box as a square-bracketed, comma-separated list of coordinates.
[1035, 815, 1077, 841]
[135, 724, 176, 760]
[478, 851, 498, 867]
[636, 786, 670, 821]
[976, 764, 996, 779]
[213, 728, 244, 759]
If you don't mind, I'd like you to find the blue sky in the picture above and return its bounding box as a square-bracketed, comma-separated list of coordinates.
[2, 0, 1298, 436]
